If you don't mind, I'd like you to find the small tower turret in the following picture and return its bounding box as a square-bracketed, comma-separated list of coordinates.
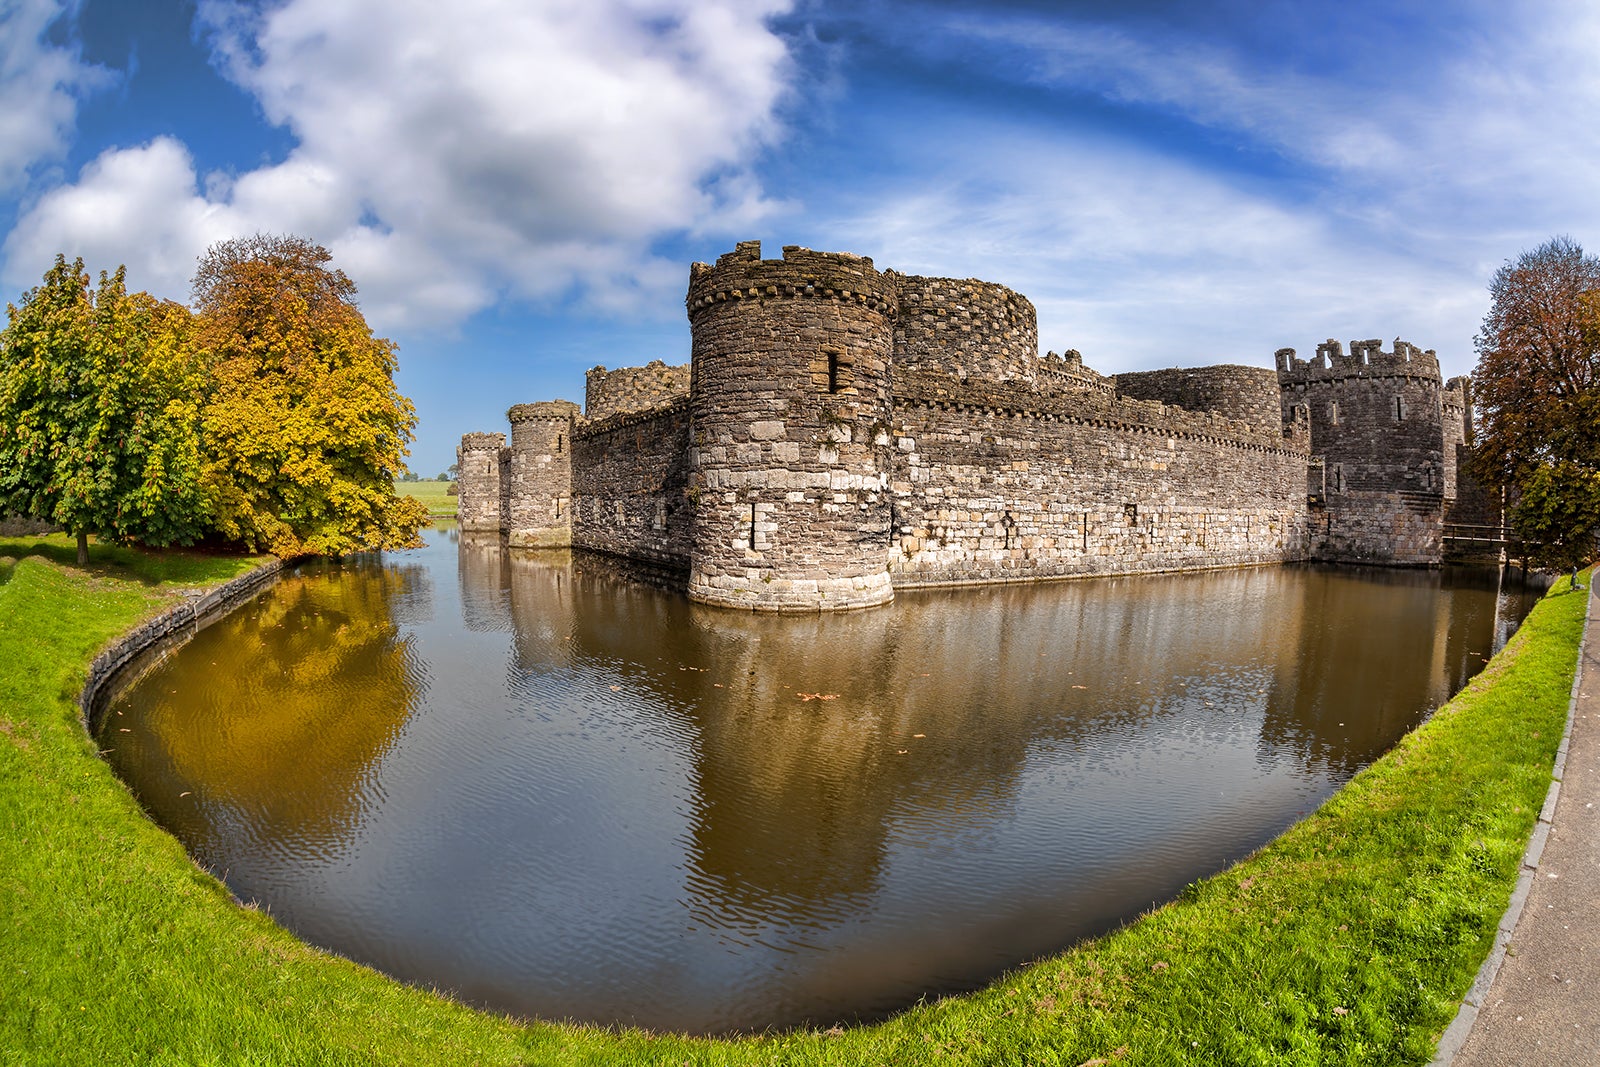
[457, 432, 508, 534]
[506, 401, 580, 547]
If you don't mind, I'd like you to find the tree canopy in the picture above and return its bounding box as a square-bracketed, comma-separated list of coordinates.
[1470, 236, 1600, 573]
[0, 257, 207, 563]
[0, 237, 427, 561]
[194, 235, 427, 556]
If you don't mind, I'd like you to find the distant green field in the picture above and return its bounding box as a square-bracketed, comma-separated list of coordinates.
[396, 479, 457, 516]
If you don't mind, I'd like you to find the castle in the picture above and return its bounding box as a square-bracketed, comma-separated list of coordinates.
[459, 241, 1491, 611]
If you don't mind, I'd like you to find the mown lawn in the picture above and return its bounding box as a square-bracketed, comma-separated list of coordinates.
[395, 479, 457, 516]
[0, 534, 1586, 1065]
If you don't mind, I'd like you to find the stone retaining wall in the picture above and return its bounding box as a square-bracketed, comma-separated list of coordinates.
[78, 558, 287, 731]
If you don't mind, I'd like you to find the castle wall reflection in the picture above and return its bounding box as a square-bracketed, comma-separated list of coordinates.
[104, 525, 1538, 1034]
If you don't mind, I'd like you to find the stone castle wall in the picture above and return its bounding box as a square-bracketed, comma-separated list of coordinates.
[1114, 365, 1285, 439]
[571, 399, 693, 568]
[887, 372, 1311, 585]
[1441, 376, 1470, 502]
[585, 361, 690, 421]
[1036, 349, 1116, 398]
[461, 243, 1471, 611]
[507, 402, 579, 547]
[684, 241, 898, 610]
[456, 432, 508, 533]
[892, 274, 1039, 384]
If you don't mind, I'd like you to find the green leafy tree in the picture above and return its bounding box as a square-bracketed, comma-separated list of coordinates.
[0, 256, 210, 564]
[194, 234, 427, 556]
[1471, 236, 1600, 578]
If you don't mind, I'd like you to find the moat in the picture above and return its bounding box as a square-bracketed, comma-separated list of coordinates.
[103, 525, 1539, 1035]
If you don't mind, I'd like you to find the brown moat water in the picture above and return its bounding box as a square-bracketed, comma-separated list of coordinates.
[102, 525, 1538, 1034]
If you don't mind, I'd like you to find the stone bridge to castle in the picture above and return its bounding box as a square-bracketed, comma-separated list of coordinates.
[460, 241, 1498, 611]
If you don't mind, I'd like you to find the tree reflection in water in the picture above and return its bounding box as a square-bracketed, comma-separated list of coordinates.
[106, 526, 1540, 1035]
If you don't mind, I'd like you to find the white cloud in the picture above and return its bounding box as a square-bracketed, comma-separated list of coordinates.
[6, 0, 795, 327]
[0, 0, 114, 194]
[827, 129, 1487, 380]
[4, 138, 213, 295]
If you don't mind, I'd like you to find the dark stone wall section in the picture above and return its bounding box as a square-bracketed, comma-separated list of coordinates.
[893, 274, 1038, 384]
[507, 401, 580, 548]
[683, 242, 898, 610]
[1115, 365, 1285, 439]
[1277, 339, 1454, 564]
[571, 400, 693, 567]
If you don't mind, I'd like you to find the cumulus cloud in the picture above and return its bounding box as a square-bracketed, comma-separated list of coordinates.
[0, 0, 114, 194]
[828, 127, 1486, 378]
[5, 0, 795, 326]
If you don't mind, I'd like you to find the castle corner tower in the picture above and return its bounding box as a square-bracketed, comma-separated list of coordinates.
[684, 242, 898, 611]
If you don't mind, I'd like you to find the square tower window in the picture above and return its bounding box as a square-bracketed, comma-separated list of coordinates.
[1393, 396, 1406, 422]
[1328, 399, 1339, 426]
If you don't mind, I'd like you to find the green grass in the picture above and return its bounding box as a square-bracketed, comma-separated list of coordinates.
[395, 479, 457, 516]
[0, 538, 1586, 1066]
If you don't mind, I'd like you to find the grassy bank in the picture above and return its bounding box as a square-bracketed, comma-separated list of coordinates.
[395, 479, 457, 516]
[0, 536, 1586, 1065]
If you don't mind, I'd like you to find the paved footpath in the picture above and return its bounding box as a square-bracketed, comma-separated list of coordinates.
[1436, 579, 1600, 1066]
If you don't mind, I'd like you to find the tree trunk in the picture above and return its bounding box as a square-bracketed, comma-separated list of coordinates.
[76, 528, 88, 566]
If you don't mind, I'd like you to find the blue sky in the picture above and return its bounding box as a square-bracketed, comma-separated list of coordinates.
[3, 0, 1597, 476]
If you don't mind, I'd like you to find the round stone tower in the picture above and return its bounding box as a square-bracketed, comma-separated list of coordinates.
[456, 431, 508, 533]
[506, 400, 580, 548]
[685, 241, 898, 611]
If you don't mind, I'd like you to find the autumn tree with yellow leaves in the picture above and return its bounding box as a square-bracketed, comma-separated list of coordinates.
[0, 236, 427, 560]
[192, 234, 426, 556]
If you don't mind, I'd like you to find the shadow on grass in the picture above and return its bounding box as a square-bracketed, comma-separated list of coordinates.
[0, 534, 261, 588]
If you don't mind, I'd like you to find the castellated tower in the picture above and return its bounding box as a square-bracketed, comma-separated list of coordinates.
[684, 241, 898, 610]
[1276, 338, 1451, 564]
[456, 432, 509, 533]
[505, 401, 579, 547]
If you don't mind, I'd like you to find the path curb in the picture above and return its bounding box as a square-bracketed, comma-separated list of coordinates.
[1430, 577, 1594, 1065]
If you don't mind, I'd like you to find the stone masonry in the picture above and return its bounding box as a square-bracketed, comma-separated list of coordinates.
[460, 242, 1477, 611]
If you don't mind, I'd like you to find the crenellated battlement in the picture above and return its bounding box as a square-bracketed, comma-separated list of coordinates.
[1275, 337, 1442, 382]
[1037, 349, 1116, 397]
[509, 400, 580, 423]
[460, 431, 507, 452]
[686, 242, 897, 321]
